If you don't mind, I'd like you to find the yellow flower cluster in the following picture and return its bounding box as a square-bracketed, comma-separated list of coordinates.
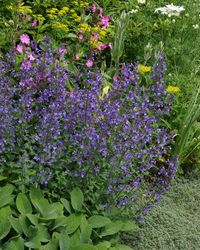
[166, 86, 180, 93]
[18, 5, 33, 14]
[138, 64, 152, 73]
[52, 22, 69, 32]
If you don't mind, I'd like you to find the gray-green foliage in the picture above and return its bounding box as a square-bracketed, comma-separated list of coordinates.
[0, 185, 136, 249]
[121, 172, 200, 249]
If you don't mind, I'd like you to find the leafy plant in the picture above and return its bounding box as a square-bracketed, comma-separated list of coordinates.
[0, 184, 136, 249]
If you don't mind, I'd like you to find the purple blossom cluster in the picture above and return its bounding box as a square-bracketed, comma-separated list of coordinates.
[0, 39, 178, 211]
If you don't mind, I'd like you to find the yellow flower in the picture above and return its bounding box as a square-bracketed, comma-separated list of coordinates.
[138, 64, 152, 73]
[166, 86, 180, 93]
[100, 86, 110, 99]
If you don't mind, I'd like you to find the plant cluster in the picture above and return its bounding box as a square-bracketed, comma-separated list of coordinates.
[0, 38, 178, 216]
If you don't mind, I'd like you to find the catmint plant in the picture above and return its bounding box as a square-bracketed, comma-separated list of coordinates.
[0, 38, 178, 215]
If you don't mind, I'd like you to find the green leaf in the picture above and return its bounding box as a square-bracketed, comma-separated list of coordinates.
[0, 206, 11, 240]
[42, 238, 58, 250]
[121, 221, 136, 232]
[66, 33, 77, 38]
[96, 241, 111, 250]
[71, 243, 97, 250]
[9, 216, 23, 234]
[19, 215, 29, 236]
[70, 188, 84, 211]
[0, 175, 7, 181]
[69, 228, 81, 246]
[42, 202, 63, 220]
[65, 214, 83, 234]
[88, 215, 111, 228]
[112, 244, 134, 250]
[80, 216, 92, 243]
[59, 231, 70, 250]
[29, 187, 49, 216]
[26, 214, 38, 226]
[53, 216, 69, 230]
[3, 237, 24, 250]
[100, 221, 124, 237]
[61, 198, 72, 214]
[16, 193, 32, 214]
[0, 184, 14, 208]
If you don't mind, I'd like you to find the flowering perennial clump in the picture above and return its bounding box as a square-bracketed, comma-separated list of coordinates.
[155, 4, 185, 17]
[0, 39, 178, 213]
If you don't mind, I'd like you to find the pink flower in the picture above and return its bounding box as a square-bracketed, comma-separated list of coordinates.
[108, 42, 112, 49]
[93, 33, 99, 40]
[20, 34, 30, 45]
[86, 59, 94, 67]
[100, 16, 110, 28]
[31, 21, 37, 27]
[97, 42, 107, 51]
[16, 44, 24, 53]
[28, 52, 35, 61]
[99, 8, 103, 17]
[78, 33, 84, 40]
[113, 75, 119, 81]
[91, 4, 97, 12]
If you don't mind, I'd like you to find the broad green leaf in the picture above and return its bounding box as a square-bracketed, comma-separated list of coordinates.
[71, 243, 97, 250]
[61, 198, 72, 214]
[80, 216, 92, 243]
[16, 193, 32, 214]
[29, 187, 49, 216]
[26, 214, 38, 226]
[42, 202, 63, 220]
[19, 215, 29, 236]
[59, 231, 70, 250]
[88, 215, 111, 228]
[0, 184, 14, 208]
[53, 216, 69, 230]
[121, 221, 136, 232]
[42, 238, 58, 250]
[112, 244, 134, 250]
[0, 175, 7, 181]
[69, 228, 81, 246]
[9, 216, 23, 234]
[3, 237, 24, 250]
[96, 241, 111, 250]
[100, 221, 124, 237]
[65, 214, 83, 234]
[70, 188, 84, 211]
[0, 206, 11, 240]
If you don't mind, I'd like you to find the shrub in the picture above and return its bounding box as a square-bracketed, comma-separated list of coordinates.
[0, 38, 178, 216]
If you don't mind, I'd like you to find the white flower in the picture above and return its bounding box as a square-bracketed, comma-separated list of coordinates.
[129, 9, 139, 14]
[193, 24, 199, 29]
[137, 0, 146, 4]
[155, 4, 185, 17]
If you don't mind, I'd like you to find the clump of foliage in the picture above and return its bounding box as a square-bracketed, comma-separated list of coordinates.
[0, 37, 178, 216]
[0, 183, 136, 249]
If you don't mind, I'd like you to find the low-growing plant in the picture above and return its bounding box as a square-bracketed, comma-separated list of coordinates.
[0, 183, 135, 249]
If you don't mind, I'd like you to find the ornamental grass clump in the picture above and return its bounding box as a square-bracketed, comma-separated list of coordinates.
[0, 39, 177, 215]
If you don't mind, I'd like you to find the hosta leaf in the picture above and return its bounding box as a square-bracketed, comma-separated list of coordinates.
[42, 202, 63, 220]
[65, 214, 83, 234]
[80, 216, 92, 243]
[111, 244, 134, 250]
[29, 187, 49, 216]
[100, 221, 124, 237]
[61, 198, 72, 214]
[121, 221, 136, 232]
[0, 184, 14, 208]
[26, 214, 38, 226]
[96, 241, 111, 250]
[42, 238, 58, 250]
[70, 188, 84, 211]
[71, 243, 97, 250]
[9, 216, 23, 234]
[59, 231, 70, 250]
[0, 206, 11, 240]
[16, 193, 32, 214]
[53, 216, 69, 230]
[3, 237, 24, 250]
[19, 215, 29, 236]
[88, 215, 111, 228]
